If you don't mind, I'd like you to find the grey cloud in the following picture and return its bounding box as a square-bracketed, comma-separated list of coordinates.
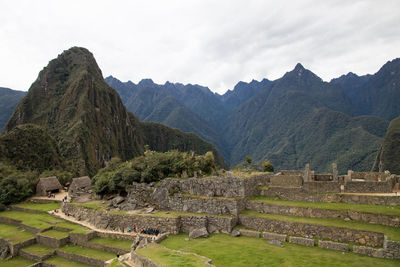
[0, 0, 399, 94]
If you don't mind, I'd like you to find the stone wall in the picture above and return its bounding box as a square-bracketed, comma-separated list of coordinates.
[10, 206, 46, 214]
[179, 216, 207, 233]
[8, 238, 36, 256]
[69, 231, 97, 245]
[166, 195, 245, 216]
[246, 201, 400, 227]
[19, 248, 54, 261]
[131, 252, 159, 267]
[313, 174, 333, 181]
[259, 187, 400, 206]
[36, 234, 69, 248]
[239, 215, 384, 247]
[318, 240, 349, 251]
[345, 180, 394, 193]
[157, 174, 270, 199]
[350, 172, 389, 181]
[55, 249, 105, 267]
[62, 203, 236, 235]
[270, 175, 303, 188]
[303, 181, 340, 193]
[206, 216, 236, 234]
[63, 203, 180, 234]
[262, 232, 287, 242]
[289, 236, 314, 246]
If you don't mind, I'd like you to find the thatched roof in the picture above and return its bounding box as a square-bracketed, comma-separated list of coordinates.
[70, 176, 91, 189]
[38, 176, 62, 191]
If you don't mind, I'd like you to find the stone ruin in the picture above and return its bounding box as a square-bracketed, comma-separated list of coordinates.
[60, 166, 400, 260]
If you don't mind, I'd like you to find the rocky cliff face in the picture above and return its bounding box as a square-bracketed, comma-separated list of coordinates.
[373, 116, 400, 174]
[5, 47, 225, 176]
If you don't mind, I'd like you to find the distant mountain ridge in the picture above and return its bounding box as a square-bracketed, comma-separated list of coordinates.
[107, 58, 400, 173]
[0, 87, 26, 132]
[5, 47, 226, 176]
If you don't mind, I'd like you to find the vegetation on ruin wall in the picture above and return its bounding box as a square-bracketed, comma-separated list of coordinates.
[92, 149, 216, 195]
[160, 233, 400, 267]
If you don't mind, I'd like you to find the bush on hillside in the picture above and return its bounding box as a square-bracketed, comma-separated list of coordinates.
[92, 150, 217, 195]
[262, 160, 274, 172]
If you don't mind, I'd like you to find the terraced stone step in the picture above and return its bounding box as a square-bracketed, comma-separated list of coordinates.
[56, 244, 116, 267]
[43, 255, 93, 267]
[258, 187, 400, 206]
[239, 210, 400, 247]
[19, 243, 55, 261]
[247, 196, 400, 227]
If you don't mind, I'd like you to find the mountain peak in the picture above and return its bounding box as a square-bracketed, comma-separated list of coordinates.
[294, 63, 305, 71]
[138, 78, 155, 87]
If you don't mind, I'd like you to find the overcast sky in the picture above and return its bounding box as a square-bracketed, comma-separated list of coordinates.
[1, 0, 399, 94]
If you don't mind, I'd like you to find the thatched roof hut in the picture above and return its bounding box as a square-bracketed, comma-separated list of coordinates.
[36, 176, 62, 196]
[68, 176, 91, 196]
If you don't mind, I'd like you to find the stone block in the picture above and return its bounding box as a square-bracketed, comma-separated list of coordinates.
[263, 232, 287, 242]
[353, 245, 384, 258]
[318, 240, 349, 252]
[239, 229, 260, 238]
[289, 236, 314, 247]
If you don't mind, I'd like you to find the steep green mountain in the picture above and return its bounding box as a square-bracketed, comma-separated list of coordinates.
[0, 124, 64, 172]
[107, 77, 228, 131]
[5, 47, 225, 176]
[219, 79, 271, 112]
[105, 76, 229, 159]
[373, 116, 400, 174]
[223, 64, 389, 173]
[331, 58, 400, 120]
[107, 60, 398, 172]
[0, 87, 26, 132]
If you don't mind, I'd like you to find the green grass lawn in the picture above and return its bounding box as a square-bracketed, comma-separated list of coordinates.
[136, 243, 210, 267]
[0, 210, 59, 230]
[21, 243, 55, 256]
[161, 233, 400, 267]
[59, 244, 116, 261]
[44, 255, 93, 267]
[13, 202, 61, 212]
[39, 229, 69, 239]
[89, 237, 133, 251]
[241, 210, 400, 241]
[0, 223, 35, 244]
[0, 210, 90, 234]
[0, 256, 35, 267]
[250, 196, 400, 216]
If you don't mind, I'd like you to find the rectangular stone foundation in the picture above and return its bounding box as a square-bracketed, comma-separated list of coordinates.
[289, 236, 314, 247]
[263, 232, 287, 242]
[318, 240, 349, 251]
[239, 229, 260, 238]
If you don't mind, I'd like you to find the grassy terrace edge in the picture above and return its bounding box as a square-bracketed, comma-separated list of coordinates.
[241, 210, 400, 241]
[70, 201, 233, 218]
[249, 196, 400, 216]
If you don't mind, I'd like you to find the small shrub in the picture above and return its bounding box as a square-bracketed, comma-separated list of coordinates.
[262, 160, 274, 172]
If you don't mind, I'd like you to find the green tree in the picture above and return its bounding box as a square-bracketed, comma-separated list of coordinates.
[262, 160, 274, 172]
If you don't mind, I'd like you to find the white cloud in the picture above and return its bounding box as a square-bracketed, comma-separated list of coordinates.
[0, 0, 399, 94]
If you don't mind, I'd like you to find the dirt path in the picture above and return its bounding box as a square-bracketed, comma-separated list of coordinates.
[29, 190, 68, 202]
